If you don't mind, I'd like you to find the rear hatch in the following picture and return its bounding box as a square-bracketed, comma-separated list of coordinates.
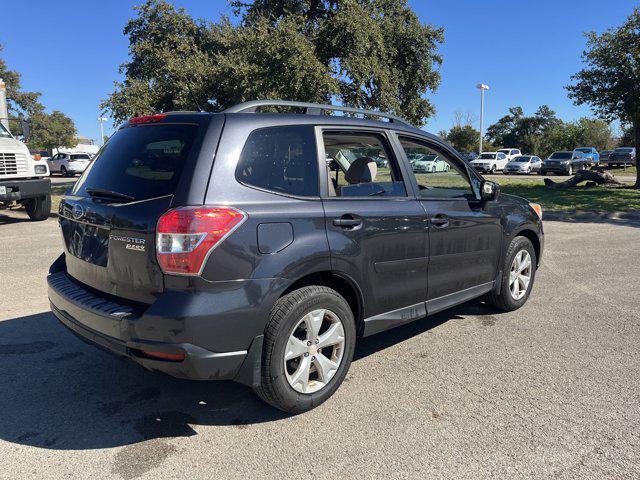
[58, 116, 217, 304]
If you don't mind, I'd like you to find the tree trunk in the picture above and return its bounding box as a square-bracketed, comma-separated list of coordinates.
[544, 169, 625, 189]
[635, 119, 640, 189]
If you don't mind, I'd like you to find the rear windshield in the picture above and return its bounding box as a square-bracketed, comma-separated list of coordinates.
[574, 148, 592, 153]
[70, 154, 90, 160]
[73, 124, 198, 201]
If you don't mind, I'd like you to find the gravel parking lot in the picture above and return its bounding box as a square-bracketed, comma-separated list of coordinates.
[1, 209, 639, 479]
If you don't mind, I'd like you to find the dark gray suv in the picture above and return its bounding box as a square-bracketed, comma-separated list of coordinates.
[48, 101, 544, 413]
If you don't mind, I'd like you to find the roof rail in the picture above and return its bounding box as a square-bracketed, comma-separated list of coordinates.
[222, 100, 411, 126]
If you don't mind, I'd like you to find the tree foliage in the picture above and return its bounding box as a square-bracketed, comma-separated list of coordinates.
[102, 0, 444, 125]
[484, 105, 612, 157]
[566, 7, 640, 187]
[28, 111, 77, 153]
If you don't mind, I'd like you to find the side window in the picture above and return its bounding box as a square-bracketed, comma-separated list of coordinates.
[236, 126, 319, 197]
[323, 131, 406, 198]
[398, 136, 474, 200]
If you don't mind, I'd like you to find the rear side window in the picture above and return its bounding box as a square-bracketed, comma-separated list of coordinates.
[236, 126, 319, 197]
[73, 124, 198, 201]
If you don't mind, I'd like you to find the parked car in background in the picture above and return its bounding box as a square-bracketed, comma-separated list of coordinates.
[47, 100, 544, 413]
[498, 148, 522, 162]
[411, 154, 450, 173]
[540, 151, 588, 175]
[0, 121, 51, 220]
[463, 152, 478, 162]
[47, 152, 92, 176]
[504, 155, 542, 175]
[600, 150, 613, 162]
[573, 147, 599, 165]
[470, 151, 508, 173]
[605, 147, 636, 167]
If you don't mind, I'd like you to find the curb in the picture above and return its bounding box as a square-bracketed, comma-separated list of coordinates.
[544, 210, 640, 223]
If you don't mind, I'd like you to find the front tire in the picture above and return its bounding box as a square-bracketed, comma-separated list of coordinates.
[254, 286, 356, 413]
[24, 194, 51, 221]
[485, 236, 537, 312]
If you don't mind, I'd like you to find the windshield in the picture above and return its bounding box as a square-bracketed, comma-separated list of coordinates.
[498, 149, 510, 154]
[73, 124, 198, 201]
[513, 156, 531, 162]
[0, 122, 12, 139]
[479, 153, 496, 159]
[549, 152, 572, 159]
[70, 154, 91, 160]
[615, 148, 634, 153]
[420, 155, 438, 162]
[574, 148, 592, 153]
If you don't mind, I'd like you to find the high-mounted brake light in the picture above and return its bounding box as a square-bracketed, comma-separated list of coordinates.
[129, 114, 167, 124]
[156, 206, 247, 275]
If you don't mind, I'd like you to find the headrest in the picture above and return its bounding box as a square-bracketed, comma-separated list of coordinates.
[344, 157, 378, 184]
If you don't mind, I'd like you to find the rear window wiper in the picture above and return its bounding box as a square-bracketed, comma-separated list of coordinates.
[85, 188, 135, 202]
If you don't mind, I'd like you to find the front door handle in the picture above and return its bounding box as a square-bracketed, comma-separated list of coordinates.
[333, 215, 362, 229]
[431, 215, 449, 228]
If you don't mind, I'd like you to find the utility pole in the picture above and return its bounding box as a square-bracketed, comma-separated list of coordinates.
[0, 78, 9, 132]
[476, 83, 489, 153]
[98, 117, 107, 145]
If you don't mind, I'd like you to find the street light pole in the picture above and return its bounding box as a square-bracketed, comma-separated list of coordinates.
[97, 117, 107, 145]
[476, 84, 489, 154]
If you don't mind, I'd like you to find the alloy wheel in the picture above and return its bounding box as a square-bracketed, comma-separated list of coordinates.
[509, 250, 532, 300]
[284, 309, 346, 394]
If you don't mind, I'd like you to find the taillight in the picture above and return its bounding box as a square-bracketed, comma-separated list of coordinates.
[156, 206, 247, 275]
[129, 114, 167, 124]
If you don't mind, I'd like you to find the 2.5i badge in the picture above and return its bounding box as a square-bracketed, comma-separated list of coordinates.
[110, 234, 146, 252]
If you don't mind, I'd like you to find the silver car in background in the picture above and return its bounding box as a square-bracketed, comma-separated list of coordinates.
[503, 155, 542, 175]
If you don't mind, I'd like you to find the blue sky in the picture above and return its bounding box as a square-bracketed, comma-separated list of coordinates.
[0, 0, 635, 142]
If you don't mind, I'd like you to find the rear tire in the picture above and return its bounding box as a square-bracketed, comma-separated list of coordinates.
[60, 165, 68, 177]
[485, 236, 537, 312]
[24, 194, 51, 221]
[254, 286, 356, 413]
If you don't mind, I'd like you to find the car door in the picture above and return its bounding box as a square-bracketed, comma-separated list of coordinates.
[394, 134, 503, 314]
[496, 152, 507, 170]
[48, 154, 58, 172]
[319, 127, 429, 335]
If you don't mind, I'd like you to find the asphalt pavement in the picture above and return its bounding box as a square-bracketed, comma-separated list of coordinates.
[1, 209, 639, 479]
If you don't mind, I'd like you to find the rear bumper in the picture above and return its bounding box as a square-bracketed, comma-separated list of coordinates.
[47, 263, 269, 385]
[0, 178, 50, 202]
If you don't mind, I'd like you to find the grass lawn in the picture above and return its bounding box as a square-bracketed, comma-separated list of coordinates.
[496, 177, 640, 212]
[51, 184, 69, 213]
[605, 165, 637, 177]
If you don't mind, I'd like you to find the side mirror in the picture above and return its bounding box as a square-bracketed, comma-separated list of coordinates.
[481, 180, 500, 201]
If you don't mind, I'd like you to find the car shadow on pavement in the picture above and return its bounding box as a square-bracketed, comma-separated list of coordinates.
[0, 304, 501, 451]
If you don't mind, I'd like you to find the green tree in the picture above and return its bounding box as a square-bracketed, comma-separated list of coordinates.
[28, 111, 77, 153]
[443, 125, 481, 153]
[102, 0, 444, 126]
[566, 7, 640, 188]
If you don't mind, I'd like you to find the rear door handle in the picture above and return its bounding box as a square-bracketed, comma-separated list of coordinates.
[430, 215, 449, 228]
[333, 216, 362, 229]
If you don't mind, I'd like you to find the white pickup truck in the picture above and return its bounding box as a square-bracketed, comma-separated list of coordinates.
[0, 121, 51, 220]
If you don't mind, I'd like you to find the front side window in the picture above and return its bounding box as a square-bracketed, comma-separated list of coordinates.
[236, 126, 318, 197]
[398, 136, 474, 199]
[323, 131, 406, 197]
[0, 122, 12, 138]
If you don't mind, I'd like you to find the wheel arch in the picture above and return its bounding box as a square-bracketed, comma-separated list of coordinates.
[511, 226, 541, 266]
[280, 270, 365, 337]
